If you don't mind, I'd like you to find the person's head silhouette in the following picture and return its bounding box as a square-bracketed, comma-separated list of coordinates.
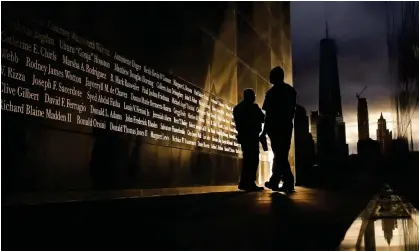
[243, 88, 256, 104]
[269, 66, 284, 85]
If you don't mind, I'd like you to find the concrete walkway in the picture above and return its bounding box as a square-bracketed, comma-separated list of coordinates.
[3, 186, 377, 251]
[3, 185, 239, 206]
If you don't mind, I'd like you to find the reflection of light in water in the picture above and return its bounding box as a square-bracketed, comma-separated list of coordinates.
[381, 219, 398, 245]
[374, 219, 404, 248]
[336, 190, 419, 250]
[338, 217, 419, 250]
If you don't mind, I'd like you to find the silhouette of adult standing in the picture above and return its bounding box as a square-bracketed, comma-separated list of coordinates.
[261, 66, 297, 192]
[233, 89, 265, 191]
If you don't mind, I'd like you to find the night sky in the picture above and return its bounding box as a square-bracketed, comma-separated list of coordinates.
[291, 2, 399, 153]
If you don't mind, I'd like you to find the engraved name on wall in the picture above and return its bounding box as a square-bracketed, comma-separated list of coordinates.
[1, 19, 242, 155]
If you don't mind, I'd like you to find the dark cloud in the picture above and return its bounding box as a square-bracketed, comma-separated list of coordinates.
[337, 38, 387, 62]
[291, 1, 392, 149]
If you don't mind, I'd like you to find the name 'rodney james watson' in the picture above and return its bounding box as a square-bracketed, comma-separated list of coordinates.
[26, 56, 64, 78]
[26, 56, 82, 84]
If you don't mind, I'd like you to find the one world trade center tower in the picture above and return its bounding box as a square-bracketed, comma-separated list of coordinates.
[317, 23, 348, 168]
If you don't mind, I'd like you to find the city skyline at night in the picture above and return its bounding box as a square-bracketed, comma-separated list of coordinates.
[291, 2, 418, 153]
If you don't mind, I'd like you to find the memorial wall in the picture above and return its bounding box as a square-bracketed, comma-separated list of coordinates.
[1, 19, 241, 155]
[1, 2, 293, 197]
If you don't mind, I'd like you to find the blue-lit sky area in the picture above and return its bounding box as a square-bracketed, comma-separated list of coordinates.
[291, 1, 418, 153]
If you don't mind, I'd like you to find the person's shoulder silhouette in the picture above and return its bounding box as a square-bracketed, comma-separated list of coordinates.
[262, 67, 296, 124]
[233, 89, 264, 136]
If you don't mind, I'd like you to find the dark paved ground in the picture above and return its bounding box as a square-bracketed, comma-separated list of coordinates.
[3, 185, 380, 251]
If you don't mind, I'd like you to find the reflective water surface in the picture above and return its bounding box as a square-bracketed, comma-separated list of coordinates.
[337, 185, 419, 251]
